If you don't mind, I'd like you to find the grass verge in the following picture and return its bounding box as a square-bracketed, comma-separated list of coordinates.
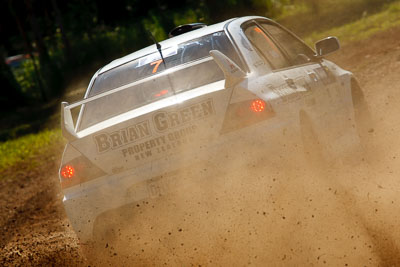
[303, 1, 400, 45]
[0, 129, 64, 180]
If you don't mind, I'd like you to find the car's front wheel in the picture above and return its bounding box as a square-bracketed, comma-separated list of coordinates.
[299, 111, 326, 170]
[351, 79, 374, 153]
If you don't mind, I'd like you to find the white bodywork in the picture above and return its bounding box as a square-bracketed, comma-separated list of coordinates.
[59, 16, 359, 243]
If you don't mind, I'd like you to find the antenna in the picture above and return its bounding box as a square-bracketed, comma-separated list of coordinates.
[148, 31, 167, 69]
[147, 30, 176, 95]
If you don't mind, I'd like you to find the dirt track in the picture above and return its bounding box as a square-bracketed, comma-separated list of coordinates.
[1, 26, 400, 266]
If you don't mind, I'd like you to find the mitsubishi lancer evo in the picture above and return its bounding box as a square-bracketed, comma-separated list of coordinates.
[59, 16, 371, 257]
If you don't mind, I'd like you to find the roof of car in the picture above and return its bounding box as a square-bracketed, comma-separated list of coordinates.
[97, 16, 271, 75]
[98, 18, 241, 75]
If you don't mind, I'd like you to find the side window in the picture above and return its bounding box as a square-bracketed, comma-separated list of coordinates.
[260, 22, 315, 65]
[244, 24, 290, 70]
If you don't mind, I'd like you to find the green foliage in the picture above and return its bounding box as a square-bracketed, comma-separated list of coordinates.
[12, 58, 41, 99]
[173, 9, 201, 27]
[64, 25, 146, 66]
[143, 14, 168, 41]
[11, 54, 62, 101]
[278, 0, 399, 38]
[0, 129, 63, 177]
[252, 0, 291, 17]
[278, 2, 308, 18]
[304, 1, 400, 45]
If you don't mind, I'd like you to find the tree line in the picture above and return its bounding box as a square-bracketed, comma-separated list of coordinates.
[2, 0, 295, 110]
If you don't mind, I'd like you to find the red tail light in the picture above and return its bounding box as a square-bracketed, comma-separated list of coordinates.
[59, 155, 106, 189]
[250, 100, 266, 113]
[221, 99, 274, 134]
[61, 165, 75, 178]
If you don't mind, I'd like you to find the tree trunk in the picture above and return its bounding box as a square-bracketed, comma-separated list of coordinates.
[25, 0, 62, 101]
[51, 0, 71, 59]
[8, 0, 46, 101]
[0, 46, 27, 110]
[25, 0, 50, 64]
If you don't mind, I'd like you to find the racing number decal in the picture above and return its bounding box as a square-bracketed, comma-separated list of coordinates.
[151, 59, 163, 73]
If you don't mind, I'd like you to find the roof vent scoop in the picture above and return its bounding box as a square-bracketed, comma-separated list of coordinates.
[168, 23, 207, 38]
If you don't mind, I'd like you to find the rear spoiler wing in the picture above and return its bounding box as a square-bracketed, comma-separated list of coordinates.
[61, 102, 78, 141]
[61, 51, 245, 141]
[59, 70, 149, 141]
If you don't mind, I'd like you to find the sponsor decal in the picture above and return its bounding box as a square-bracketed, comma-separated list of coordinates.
[152, 99, 214, 132]
[272, 85, 298, 104]
[94, 121, 151, 153]
[93, 99, 215, 160]
[295, 77, 312, 93]
[269, 77, 313, 104]
[121, 125, 197, 161]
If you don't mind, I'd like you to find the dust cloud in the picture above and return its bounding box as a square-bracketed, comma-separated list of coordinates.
[86, 108, 400, 266]
[83, 27, 400, 266]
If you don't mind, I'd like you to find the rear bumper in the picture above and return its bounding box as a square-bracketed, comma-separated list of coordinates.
[62, 117, 302, 243]
[63, 110, 361, 243]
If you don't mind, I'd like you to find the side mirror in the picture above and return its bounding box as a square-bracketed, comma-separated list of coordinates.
[209, 50, 246, 88]
[315, 37, 340, 57]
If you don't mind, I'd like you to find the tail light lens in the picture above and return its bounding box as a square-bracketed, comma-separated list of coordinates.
[220, 99, 274, 134]
[250, 100, 266, 113]
[59, 155, 106, 189]
[60, 165, 75, 178]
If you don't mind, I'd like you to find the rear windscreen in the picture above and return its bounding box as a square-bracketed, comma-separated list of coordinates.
[78, 31, 242, 130]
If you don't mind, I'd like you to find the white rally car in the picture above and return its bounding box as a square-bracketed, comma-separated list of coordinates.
[59, 16, 370, 251]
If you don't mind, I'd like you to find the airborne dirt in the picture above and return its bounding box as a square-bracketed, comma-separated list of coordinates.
[1, 26, 400, 266]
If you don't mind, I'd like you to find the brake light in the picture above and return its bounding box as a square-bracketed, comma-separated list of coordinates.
[59, 155, 106, 189]
[61, 165, 75, 178]
[220, 99, 275, 134]
[155, 89, 169, 97]
[250, 100, 266, 113]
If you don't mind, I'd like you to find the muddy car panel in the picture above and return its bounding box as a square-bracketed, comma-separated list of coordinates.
[59, 16, 360, 242]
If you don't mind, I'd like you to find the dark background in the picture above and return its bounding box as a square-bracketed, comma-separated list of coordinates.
[0, 0, 392, 140]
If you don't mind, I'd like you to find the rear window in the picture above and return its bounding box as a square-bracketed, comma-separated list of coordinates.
[79, 31, 241, 130]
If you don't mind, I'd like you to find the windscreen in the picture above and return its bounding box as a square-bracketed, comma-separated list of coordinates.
[78, 31, 242, 130]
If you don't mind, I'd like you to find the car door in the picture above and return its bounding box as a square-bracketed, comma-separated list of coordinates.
[241, 20, 342, 147]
